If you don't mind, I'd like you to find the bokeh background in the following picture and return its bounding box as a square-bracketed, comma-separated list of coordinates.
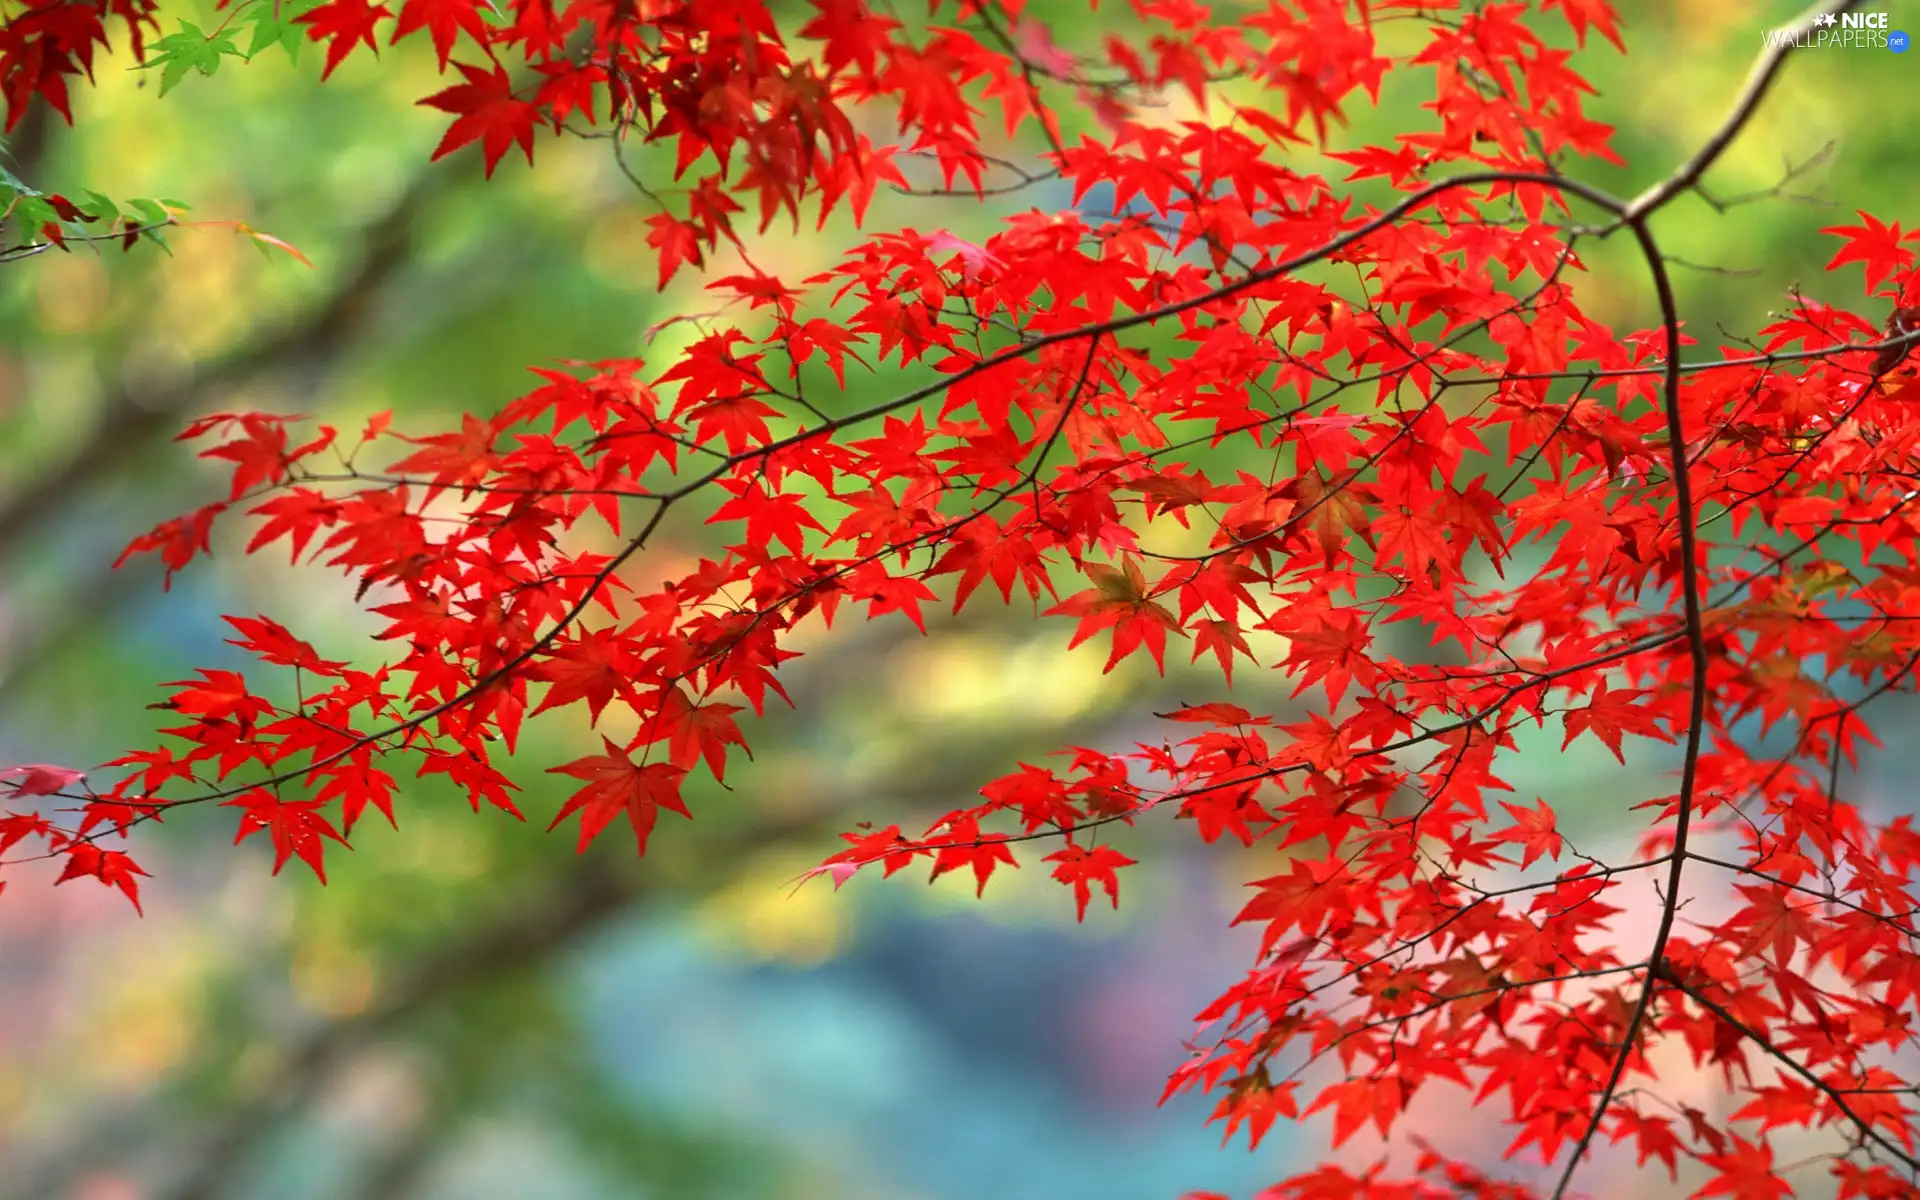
[1, 2, 1916, 1197]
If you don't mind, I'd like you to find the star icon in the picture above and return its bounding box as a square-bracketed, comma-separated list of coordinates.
[1817, 12, 1838, 25]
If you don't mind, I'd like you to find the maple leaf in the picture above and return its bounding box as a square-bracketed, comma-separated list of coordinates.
[1212, 1074, 1300, 1151]
[1160, 702, 1266, 727]
[54, 844, 150, 914]
[926, 516, 1054, 610]
[298, 0, 393, 80]
[1371, 502, 1453, 579]
[153, 669, 276, 726]
[1491, 798, 1562, 869]
[0, 812, 57, 856]
[642, 685, 749, 781]
[1697, 1136, 1792, 1200]
[224, 614, 347, 674]
[1728, 1083, 1819, 1137]
[417, 748, 523, 819]
[1190, 619, 1254, 683]
[1724, 883, 1820, 967]
[115, 502, 226, 589]
[313, 754, 399, 835]
[685, 393, 780, 454]
[0, 763, 86, 796]
[546, 737, 691, 854]
[1611, 1107, 1683, 1180]
[646, 212, 706, 290]
[1305, 1075, 1404, 1148]
[529, 628, 643, 724]
[420, 61, 539, 178]
[390, 0, 489, 69]
[818, 136, 907, 227]
[786, 317, 868, 387]
[1044, 558, 1182, 673]
[926, 815, 1018, 897]
[708, 480, 829, 555]
[246, 489, 344, 562]
[823, 823, 923, 880]
[1044, 843, 1136, 920]
[1541, 0, 1626, 51]
[197, 414, 295, 499]
[223, 789, 350, 883]
[385, 411, 504, 496]
[1560, 680, 1669, 763]
[1822, 210, 1920, 297]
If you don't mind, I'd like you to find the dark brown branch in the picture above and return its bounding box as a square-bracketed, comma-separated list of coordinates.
[1547, 214, 1708, 1200]
[1660, 968, 1920, 1171]
[1620, 0, 1864, 222]
[1543, 0, 1862, 1178]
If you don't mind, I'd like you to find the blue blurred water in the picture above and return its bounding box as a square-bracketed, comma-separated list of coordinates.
[571, 867, 1293, 1200]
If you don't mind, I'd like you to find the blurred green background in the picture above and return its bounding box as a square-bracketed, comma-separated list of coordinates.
[0, 2, 1912, 1197]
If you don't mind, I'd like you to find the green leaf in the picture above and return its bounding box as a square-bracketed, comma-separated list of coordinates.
[127, 197, 173, 226]
[243, 0, 320, 63]
[147, 21, 244, 96]
[14, 196, 58, 230]
[0, 162, 35, 197]
[78, 188, 121, 223]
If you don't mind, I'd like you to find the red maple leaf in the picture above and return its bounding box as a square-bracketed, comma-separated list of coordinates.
[1561, 680, 1670, 763]
[529, 630, 643, 724]
[223, 789, 350, 883]
[153, 669, 276, 726]
[420, 61, 539, 177]
[390, 0, 490, 68]
[1044, 843, 1136, 920]
[0, 763, 86, 797]
[298, 0, 394, 80]
[1822, 210, 1920, 297]
[642, 685, 749, 781]
[115, 502, 226, 589]
[708, 480, 829, 556]
[54, 844, 150, 914]
[1491, 798, 1562, 869]
[1697, 1136, 1792, 1200]
[1044, 558, 1182, 673]
[546, 737, 691, 854]
[645, 213, 706, 290]
[1304, 1075, 1406, 1148]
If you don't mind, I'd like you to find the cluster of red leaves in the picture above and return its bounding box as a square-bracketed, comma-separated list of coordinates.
[9, 0, 1920, 1196]
[7, 0, 1067, 238]
[0, 0, 156, 130]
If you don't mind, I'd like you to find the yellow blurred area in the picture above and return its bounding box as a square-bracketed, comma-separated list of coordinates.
[584, 206, 674, 292]
[93, 988, 196, 1085]
[291, 935, 378, 1017]
[1670, 0, 1744, 44]
[0, 1069, 23, 1127]
[77, 932, 216, 1089]
[695, 849, 849, 965]
[34, 253, 109, 334]
[396, 814, 494, 880]
[161, 203, 255, 358]
[889, 632, 1110, 725]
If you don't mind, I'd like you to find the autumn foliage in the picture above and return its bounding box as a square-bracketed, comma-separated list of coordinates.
[7, 0, 1920, 1194]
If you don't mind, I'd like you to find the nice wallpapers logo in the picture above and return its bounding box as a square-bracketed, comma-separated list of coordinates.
[1763, 11, 1909, 51]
